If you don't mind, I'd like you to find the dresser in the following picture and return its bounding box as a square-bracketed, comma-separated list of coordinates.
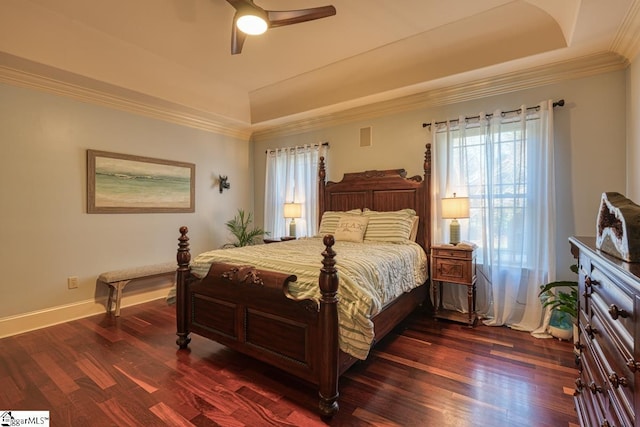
[570, 236, 640, 427]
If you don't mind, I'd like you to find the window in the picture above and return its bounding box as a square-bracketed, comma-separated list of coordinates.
[445, 118, 530, 266]
[264, 144, 327, 238]
[432, 101, 556, 331]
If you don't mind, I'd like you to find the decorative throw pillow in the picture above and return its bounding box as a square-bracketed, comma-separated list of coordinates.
[318, 209, 361, 235]
[334, 215, 369, 243]
[363, 209, 415, 242]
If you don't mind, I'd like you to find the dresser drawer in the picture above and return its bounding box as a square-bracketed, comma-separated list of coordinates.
[579, 252, 592, 280]
[578, 336, 609, 425]
[590, 268, 635, 350]
[588, 308, 635, 425]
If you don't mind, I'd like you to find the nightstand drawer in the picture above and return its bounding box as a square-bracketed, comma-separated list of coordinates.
[432, 247, 473, 260]
[433, 258, 473, 284]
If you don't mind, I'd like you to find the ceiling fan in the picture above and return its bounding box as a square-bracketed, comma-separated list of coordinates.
[225, 0, 336, 54]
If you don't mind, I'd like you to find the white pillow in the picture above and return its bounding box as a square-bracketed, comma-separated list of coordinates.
[363, 209, 415, 242]
[364, 208, 416, 216]
[334, 215, 369, 243]
[318, 209, 361, 235]
[409, 216, 419, 241]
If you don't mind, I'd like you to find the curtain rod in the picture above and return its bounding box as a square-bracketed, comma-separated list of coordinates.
[265, 141, 329, 154]
[421, 99, 565, 130]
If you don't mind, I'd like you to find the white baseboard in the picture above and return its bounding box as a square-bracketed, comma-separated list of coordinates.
[0, 285, 174, 338]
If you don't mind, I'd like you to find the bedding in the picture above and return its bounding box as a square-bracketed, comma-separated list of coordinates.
[190, 237, 428, 359]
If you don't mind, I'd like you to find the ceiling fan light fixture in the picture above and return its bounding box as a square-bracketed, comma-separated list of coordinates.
[236, 10, 268, 35]
[226, 1, 337, 54]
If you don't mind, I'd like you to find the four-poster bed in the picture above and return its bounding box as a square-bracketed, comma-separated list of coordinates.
[174, 144, 432, 416]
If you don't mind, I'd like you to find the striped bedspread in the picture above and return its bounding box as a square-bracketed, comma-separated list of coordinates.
[190, 237, 428, 360]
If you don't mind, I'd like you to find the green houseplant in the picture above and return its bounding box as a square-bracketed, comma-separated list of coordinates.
[223, 209, 268, 247]
[538, 264, 578, 340]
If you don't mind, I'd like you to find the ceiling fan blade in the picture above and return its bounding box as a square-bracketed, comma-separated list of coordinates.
[231, 22, 247, 55]
[226, 0, 252, 11]
[267, 5, 336, 28]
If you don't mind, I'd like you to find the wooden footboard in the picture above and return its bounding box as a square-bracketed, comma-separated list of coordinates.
[175, 227, 341, 416]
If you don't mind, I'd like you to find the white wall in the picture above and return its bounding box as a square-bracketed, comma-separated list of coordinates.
[628, 55, 640, 202]
[253, 70, 628, 281]
[0, 83, 252, 323]
[1, 67, 630, 331]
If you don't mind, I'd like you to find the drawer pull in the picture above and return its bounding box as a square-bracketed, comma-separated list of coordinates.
[608, 372, 629, 389]
[588, 381, 602, 394]
[585, 276, 599, 287]
[574, 341, 584, 351]
[608, 304, 629, 320]
[585, 324, 598, 338]
[626, 358, 640, 372]
[574, 377, 584, 392]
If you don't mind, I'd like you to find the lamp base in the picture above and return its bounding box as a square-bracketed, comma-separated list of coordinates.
[289, 219, 297, 238]
[449, 219, 460, 245]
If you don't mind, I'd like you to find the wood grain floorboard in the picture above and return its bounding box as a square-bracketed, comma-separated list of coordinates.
[0, 300, 579, 426]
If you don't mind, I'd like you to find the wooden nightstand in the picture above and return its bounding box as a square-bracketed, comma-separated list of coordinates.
[431, 244, 477, 327]
[264, 236, 296, 244]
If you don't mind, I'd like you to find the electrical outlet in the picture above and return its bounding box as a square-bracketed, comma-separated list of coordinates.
[67, 276, 79, 289]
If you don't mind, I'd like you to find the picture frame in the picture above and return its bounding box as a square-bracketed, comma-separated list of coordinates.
[87, 150, 195, 213]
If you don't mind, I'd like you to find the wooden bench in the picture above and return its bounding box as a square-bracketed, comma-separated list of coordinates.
[98, 262, 176, 316]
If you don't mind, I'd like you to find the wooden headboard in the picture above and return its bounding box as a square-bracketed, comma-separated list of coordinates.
[318, 144, 431, 251]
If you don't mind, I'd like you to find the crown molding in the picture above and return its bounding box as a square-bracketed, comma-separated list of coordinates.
[0, 51, 628, 143]
[0, 54, 252, 141]
[250, 51, 628, 141]
[611, 0, 640, 61]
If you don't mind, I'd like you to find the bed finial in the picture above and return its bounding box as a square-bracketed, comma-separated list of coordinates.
[424, 143, 431, 175]
[319, 156, 326, 182]
[177, 226, 191, 268]
[319, 234, 339, 417]
[318, 157, 327, 224]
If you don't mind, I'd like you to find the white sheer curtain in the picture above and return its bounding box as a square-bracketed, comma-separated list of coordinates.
[431, 100, 556, 333]
[264, 144, 327, 238]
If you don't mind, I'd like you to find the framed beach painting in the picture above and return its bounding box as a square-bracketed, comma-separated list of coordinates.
[87, 150, 195, 213]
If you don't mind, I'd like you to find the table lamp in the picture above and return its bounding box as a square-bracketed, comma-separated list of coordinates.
[441, 193, 469, 245]
[283, 202, 302, 237]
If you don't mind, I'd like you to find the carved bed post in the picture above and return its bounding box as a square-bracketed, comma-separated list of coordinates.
[176, 226, 191, 349]
[318, 156, 326, 229]
[423, 143, 432, 251]
[318, 234, 339, 417]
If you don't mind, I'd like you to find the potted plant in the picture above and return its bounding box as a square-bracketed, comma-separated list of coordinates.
[538, 264, 578, 341]
[223, 209, 269, 247]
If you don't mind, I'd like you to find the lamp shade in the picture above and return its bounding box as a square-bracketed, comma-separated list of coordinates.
[283, 203, 302, 219]
[441, 195, 470, 219]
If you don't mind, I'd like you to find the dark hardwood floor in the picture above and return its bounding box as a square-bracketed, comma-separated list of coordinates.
[0, 300, 579, 426]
